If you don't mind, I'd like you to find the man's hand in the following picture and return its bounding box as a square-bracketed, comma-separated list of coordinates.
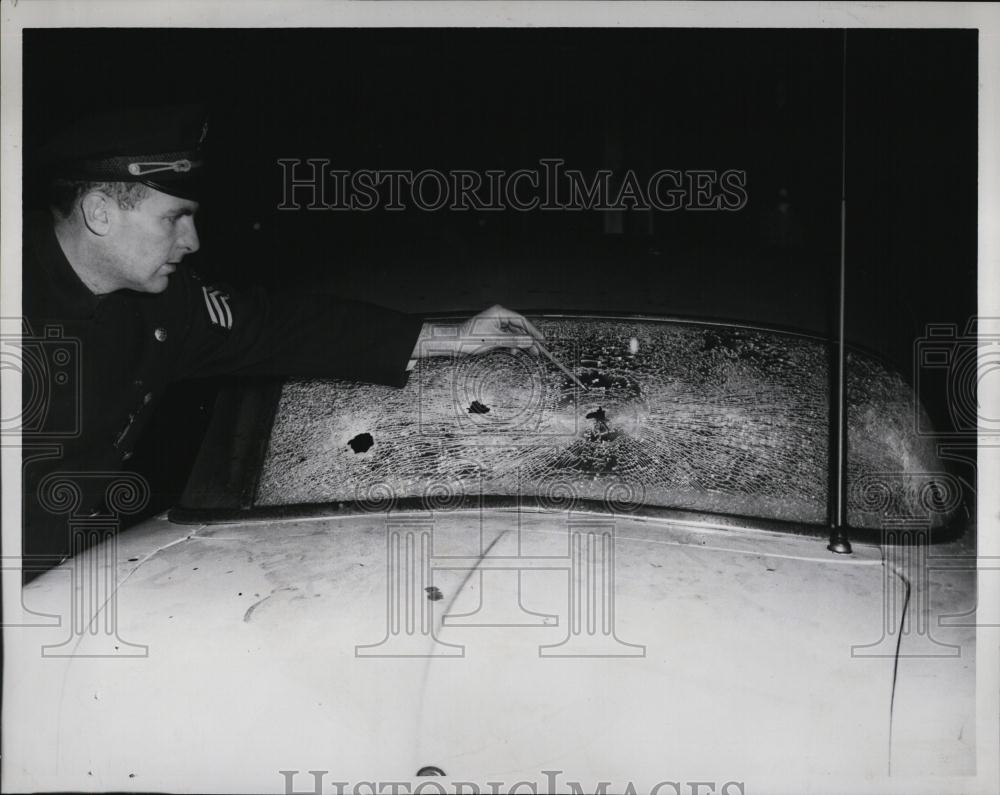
[458, 304, 545, 354]
[410, 304, 545, 360]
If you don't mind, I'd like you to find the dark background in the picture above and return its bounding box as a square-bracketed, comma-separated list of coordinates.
[22, 28, 979, 519]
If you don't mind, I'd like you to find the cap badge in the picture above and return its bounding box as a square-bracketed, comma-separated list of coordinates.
[127, 159, 193, 176]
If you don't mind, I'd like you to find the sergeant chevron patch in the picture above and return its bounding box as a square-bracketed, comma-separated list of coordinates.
[202, 285, 233, 330]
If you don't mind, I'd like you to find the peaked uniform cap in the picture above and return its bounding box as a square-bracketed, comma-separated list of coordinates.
[38, 104, 208, 200]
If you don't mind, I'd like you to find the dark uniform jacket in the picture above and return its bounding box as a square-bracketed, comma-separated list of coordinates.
[21, 215, 422, 576]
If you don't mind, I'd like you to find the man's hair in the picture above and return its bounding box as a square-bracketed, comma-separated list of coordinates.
[49, 179, 150, 219]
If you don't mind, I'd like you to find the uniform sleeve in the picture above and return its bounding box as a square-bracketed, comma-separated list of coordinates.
[172, 271, 423, 386]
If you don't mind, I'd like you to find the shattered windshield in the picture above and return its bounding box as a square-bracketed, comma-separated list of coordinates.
[256, 318, 952, 529]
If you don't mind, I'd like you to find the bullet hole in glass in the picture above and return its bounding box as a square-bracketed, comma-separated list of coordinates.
[468, 400, 490, 414]
[585, 406, 620, 442]
[348, 433, 374, 453]
[425, 586, 444, 601]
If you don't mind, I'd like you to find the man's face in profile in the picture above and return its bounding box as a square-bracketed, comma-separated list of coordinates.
[103, 188, 201, 293]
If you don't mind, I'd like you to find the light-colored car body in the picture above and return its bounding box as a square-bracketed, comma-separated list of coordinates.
[4, 316, 976, 793]
[5, 507, 974, 793]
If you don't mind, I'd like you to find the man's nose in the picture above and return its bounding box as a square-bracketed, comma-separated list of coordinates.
[178, 217, 200, 255]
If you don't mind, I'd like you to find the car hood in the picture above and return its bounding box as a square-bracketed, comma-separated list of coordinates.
[8, 509, 897, 793]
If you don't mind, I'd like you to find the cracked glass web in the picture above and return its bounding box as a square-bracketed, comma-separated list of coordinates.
[256, 319, 949, 528]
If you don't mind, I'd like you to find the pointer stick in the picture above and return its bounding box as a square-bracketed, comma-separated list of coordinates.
[534, 340, 589, 391]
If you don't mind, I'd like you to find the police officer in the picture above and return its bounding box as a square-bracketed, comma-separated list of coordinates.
[22, 105, 544, 581]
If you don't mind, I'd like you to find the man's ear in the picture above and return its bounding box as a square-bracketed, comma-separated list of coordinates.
[79, 191, 114, 236]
